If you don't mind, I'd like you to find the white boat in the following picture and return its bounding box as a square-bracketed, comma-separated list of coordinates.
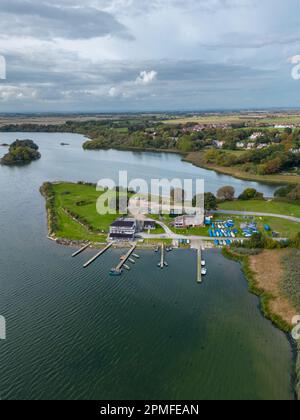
[201, 268, 207, 276]
[201, 260, 206, 267]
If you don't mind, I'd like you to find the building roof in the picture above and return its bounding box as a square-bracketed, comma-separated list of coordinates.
[110, 219, 136, 228]
[144, 221, 156, 227]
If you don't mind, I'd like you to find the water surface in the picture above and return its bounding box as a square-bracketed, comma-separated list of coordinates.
[0, 133, 293, 400]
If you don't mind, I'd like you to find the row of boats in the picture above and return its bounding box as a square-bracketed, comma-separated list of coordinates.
[201, 259, 207, 276]
[214, 239, 233, 246]
[155, 246, 173, 253]
[209, 229, 237, 238]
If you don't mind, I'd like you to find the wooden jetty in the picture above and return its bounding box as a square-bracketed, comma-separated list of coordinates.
[83, 242, 113, 268]
[197, 248, 202, 283]
[158, 243, 167, 269]
[72, 243, 91, 258]
[113, 244, 137, 274]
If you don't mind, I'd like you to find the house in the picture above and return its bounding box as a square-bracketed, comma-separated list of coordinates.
[174, 213, 204, 229]
[275, 125, 295, 130]
[256, 143, 269, 150]
[236, 142, 246, 149]
[143, 220, 157, 231]
[109, 218, 137, 241]
[250, 132, 264, 141]
[247, 143, 256, 150]
[213, 140, 225, 149]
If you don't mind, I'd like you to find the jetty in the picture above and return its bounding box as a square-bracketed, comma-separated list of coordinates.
[83, 242, 113, 268]
[72, 243, 91, 258]
[158, 243, 167, 269]
[111, 244, 137, 275]
[197, 248, 202, 283]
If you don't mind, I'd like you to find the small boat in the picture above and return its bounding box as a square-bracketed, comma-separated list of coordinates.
[129, 258, 136, 264]
[164, 262, 169, 267]
[110, 268, 122, 276]
[133, 254, 140, 259]
[155, 246, 159, 253]
[124, 265, 131, 271]
[201, 260, 206, 267]
[120, 255, 126, 261]
[201, 268, 207, 276]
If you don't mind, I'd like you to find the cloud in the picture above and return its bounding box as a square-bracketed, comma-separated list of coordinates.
[0, 0, 131, 40]
[135, 70, 158, 85]
[0, 85, 37, 101]
[0, 0, 299, 111]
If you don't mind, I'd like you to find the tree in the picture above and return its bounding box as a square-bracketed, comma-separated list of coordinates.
[204, 192, 217, 211]
[178, 135, 193, 153]
[217, 186, 235, 201]
[247, 232, 265, 249]
[238, 188, 263, 200]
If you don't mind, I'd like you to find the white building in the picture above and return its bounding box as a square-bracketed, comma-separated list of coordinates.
[250, 132, 264, 141]
[213, 140, 225, 149]
[174, 213, 204, 229]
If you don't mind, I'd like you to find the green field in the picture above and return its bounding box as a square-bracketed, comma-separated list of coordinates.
[219, 199, 300, 218]
[42, 184, 300, 242]
[43, 182, 163, 243]
[164, 113, 300, 126]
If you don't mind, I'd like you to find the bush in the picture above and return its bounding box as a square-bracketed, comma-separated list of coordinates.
[238, 188, 264, 200]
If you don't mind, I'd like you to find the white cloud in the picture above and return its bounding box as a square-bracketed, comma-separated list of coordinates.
[135, 70, 158, 85]
[0, 85, 37, 101]
[108, 86, 119, 97]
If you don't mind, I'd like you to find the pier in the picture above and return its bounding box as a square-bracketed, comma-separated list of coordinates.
[83, 242, 113, 268]
[158, 243, 167, 269]
[114, 244, 137, 273]
[197, 248, 202, 283]
[72, 243, 91, 258]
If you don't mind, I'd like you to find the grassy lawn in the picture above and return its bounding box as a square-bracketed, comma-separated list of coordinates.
[53, 182, 120, 233]
[219, 199, 300, 218]
[45, 182, 163, 242]
[54, 207, 106, 242]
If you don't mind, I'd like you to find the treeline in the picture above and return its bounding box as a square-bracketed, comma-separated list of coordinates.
[203, 145, 300, 175]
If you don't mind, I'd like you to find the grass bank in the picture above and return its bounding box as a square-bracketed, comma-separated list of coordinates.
[219, 199, 300, 218]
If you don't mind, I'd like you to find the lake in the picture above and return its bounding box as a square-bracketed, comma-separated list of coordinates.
[0, 133, 294, 400]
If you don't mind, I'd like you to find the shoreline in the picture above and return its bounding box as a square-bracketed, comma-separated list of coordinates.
[183, 152, 299, 186]
[223, 248, 299, 400]
[2, 126, 298, 186]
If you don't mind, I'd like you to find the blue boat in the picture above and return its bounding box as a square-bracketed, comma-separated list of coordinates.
[110, 269, 122, 277]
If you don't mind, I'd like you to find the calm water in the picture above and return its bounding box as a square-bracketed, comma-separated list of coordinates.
[0, 133, 294, 400]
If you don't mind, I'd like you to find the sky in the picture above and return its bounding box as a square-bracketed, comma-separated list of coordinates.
[0, 0, 300, 112]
